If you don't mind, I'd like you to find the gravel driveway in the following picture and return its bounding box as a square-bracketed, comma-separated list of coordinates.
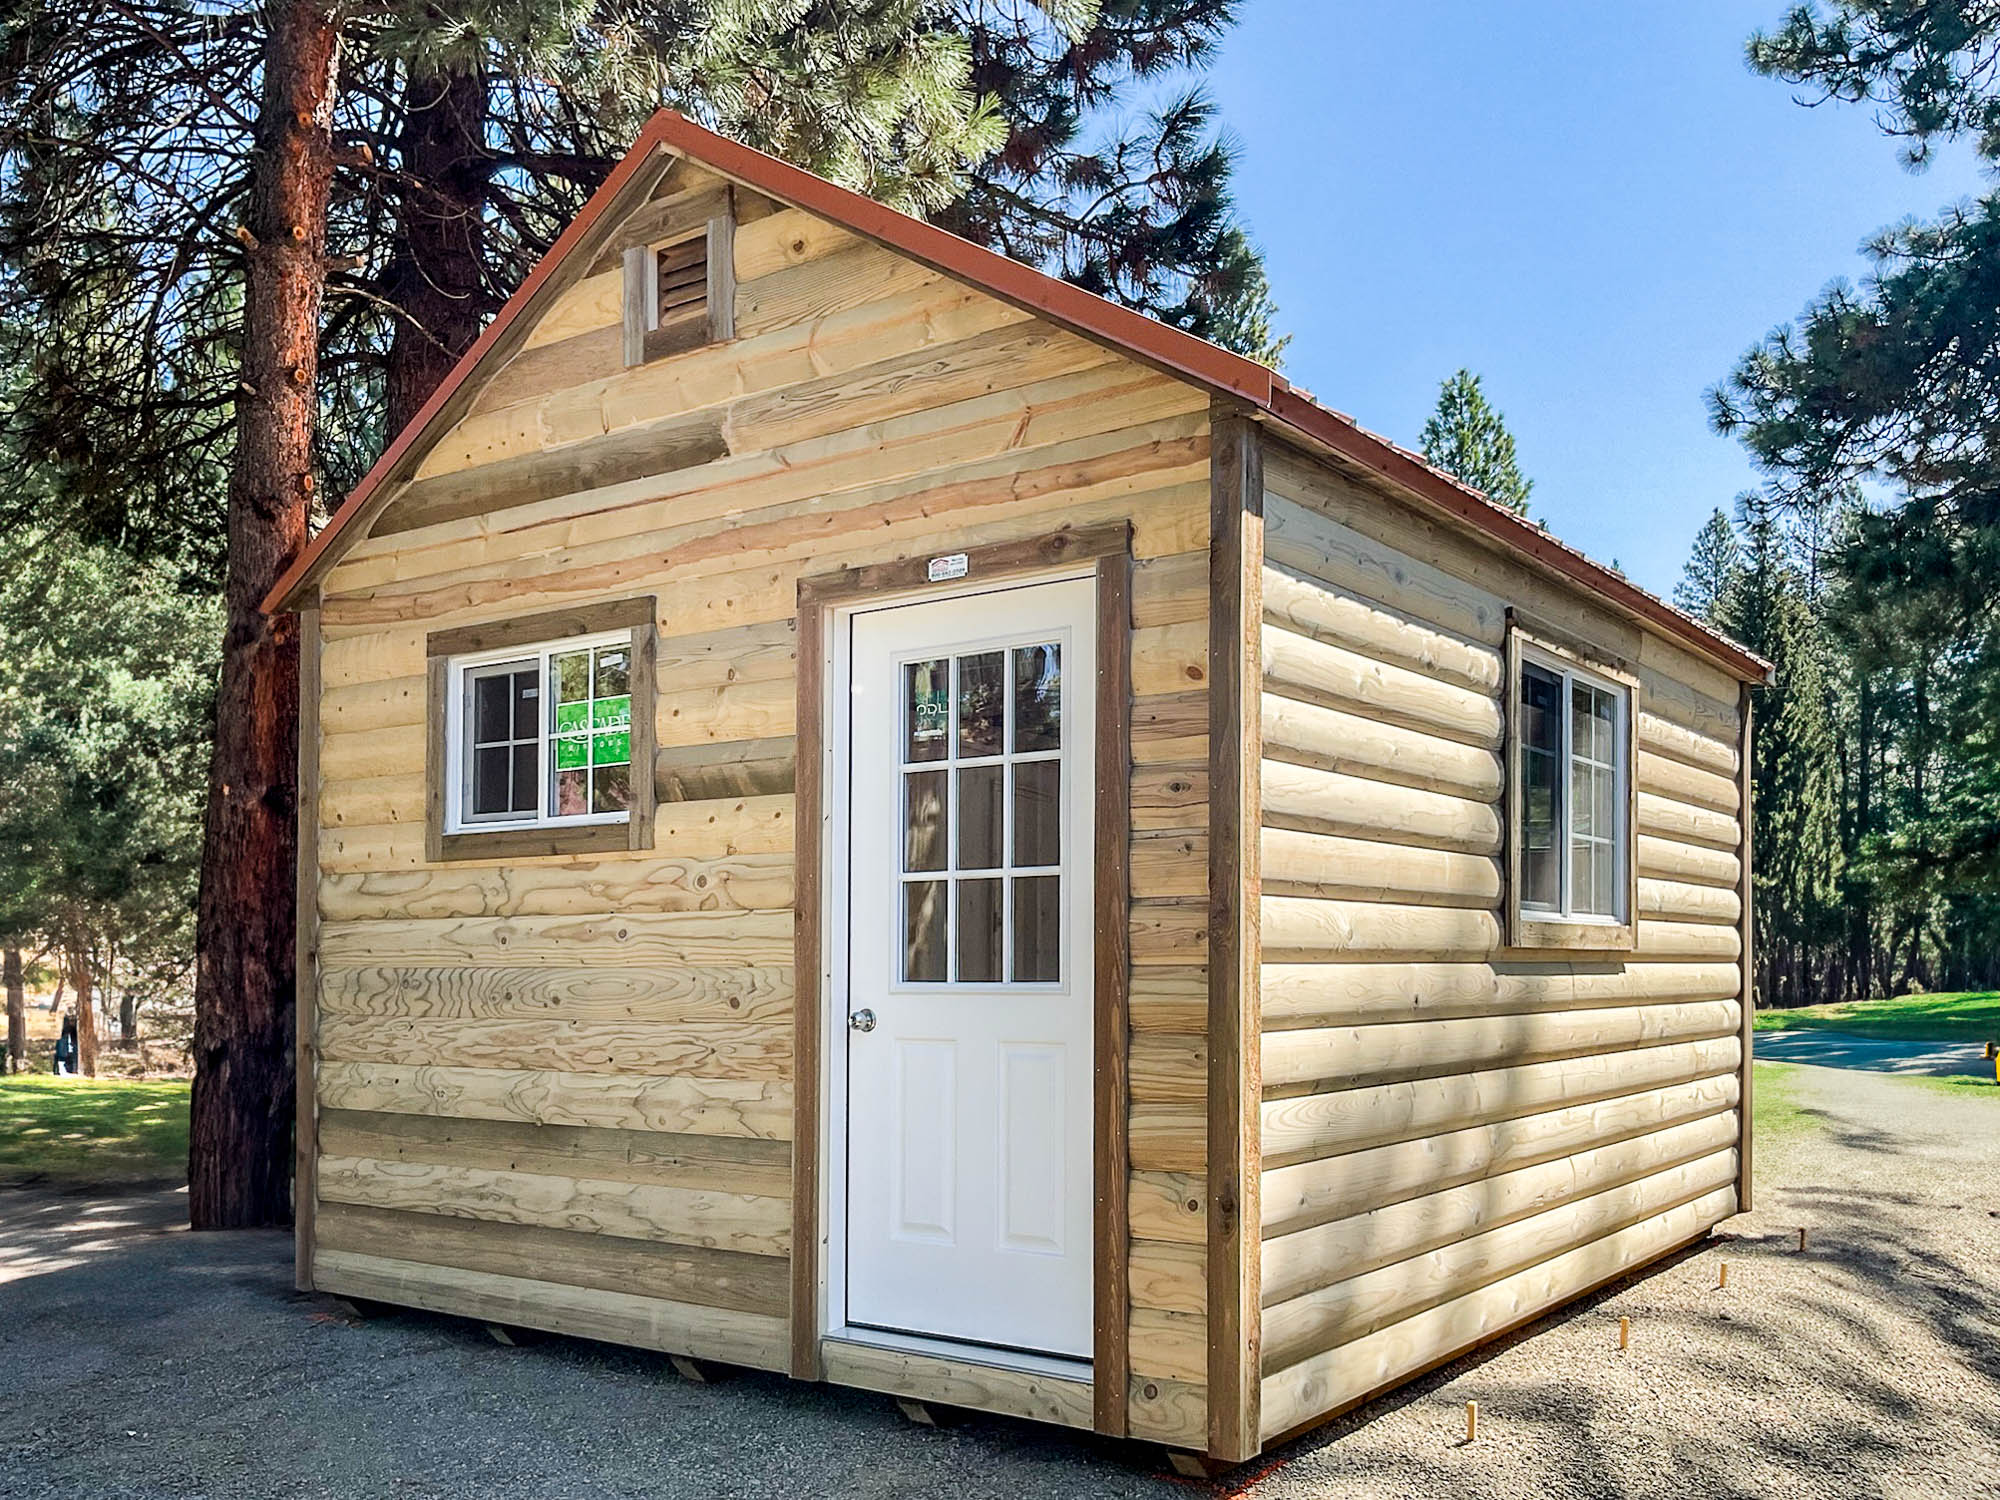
[4, 1065, 1997, 1499]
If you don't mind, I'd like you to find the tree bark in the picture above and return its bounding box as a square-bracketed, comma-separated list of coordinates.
[119, 989, 138, 1048]
[187, 0, 341, 1230]
[70, 946, 97, 1078]
[4, 948, 22, 1074]
[384, 58, 494, 438]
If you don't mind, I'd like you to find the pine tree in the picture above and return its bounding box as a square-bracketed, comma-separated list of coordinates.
[1724, 492, 1843, 1008]
[1675, 507, 1743, 625]
[1418, 370, 1534, 515]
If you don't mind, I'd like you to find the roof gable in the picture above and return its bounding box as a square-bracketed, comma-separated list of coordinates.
[264, 110, 1765, 685]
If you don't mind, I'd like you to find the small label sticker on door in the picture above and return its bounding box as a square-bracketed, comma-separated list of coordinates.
[927, 552, 969, 583]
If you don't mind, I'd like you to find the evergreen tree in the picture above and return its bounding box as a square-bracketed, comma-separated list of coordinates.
[1675, 507, 1744, 625]
[1723, 493, 1843, 1008]
[1418, 369, 1534, 515]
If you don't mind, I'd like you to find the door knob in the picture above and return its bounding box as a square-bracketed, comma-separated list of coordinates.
[849, 1008, 877, 1033]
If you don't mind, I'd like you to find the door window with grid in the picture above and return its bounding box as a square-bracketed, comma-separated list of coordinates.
[897, 641, 1065, 985]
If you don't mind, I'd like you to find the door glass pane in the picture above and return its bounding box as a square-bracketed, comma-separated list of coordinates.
[957, 765, 1003, 870]
[1571, 756, 1594, 839]
[1570, 842, 1596, 918]
[1013, 643, 1061, 751]
[905, 880, 947, 982]
[904, 770, 946, 872]
[1013, 760, 1060, 867]
[1012, 876, 1060, 982]
[905, 659, 949, 763]
[957, 651, 1005, 757]
[956, 878, 1002, 982]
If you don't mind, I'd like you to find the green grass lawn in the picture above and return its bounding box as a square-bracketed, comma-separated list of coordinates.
[0, 1075, 189, 1186]
[1752, 991, 2000, 1044]
[1752, 1061, 1819, 1143]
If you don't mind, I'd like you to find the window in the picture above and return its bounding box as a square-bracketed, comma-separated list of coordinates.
[1507, 624, 1636, 949]
[899, 641, 1066, 987]
[621, 213, 734, 367]
[425, 599, 656, 861]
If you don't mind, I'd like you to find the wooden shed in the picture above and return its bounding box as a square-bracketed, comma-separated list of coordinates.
[266, 110, 1767, 1467]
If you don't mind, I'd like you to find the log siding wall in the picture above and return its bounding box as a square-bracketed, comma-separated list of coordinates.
[1253, 445, 1746, 1443]
[305, 162, 1212, 1445]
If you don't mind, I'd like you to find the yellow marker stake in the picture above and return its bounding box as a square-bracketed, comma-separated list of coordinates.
[1718, 1261, 1730, 1290]
[1619, 1316, 1631, 1350]
[1465, 1401, 1478, 1443]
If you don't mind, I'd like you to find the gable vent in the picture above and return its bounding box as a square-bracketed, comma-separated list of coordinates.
[622, 211, 734, 366]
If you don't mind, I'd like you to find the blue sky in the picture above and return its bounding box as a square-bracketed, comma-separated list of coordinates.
[1203, 1, 1990, 597]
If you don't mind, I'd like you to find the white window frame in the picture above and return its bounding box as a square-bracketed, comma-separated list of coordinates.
[443, 628, 635, 835]
[1517, 644, 1632, 927]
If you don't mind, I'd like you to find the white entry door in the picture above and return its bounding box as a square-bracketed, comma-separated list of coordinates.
[840, 577, 1096, 1361]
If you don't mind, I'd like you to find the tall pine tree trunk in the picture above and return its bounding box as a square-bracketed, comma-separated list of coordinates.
[384, 58, 492, 437]
[4, 948, 22, 1074]
[187, 0, 341, 1230]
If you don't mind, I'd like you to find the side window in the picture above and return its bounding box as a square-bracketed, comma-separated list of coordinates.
[1507, 625, 1636, 947]
[425, 601, 655, 861]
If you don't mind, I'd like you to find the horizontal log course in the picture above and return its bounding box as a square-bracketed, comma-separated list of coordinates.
[1129, 1307, 1206, 1384]
[1261, 827, 1501, 909]
[820, 1341, 1095, 1432]
[1258, 1186, 1733, 1439]
[1132, 551, 1208, 628]
[1638, 792, 1742, 851]
[1260, 895, 1502, 963]
[321, 627, 424, 688]
[316, 1107, 792, 1197]
[1260, 1110, 1742, 1305]
[316, 1201, 789, 1318]
[1260, 960, 1741, 1032]
[1130, 967, 1208, 1035]
[1260, 1034, 1741, 1167]
[321, 725, 424, 784]
[1638, 877, 1741, 926]
[1131, 897, 1208, 963]
[1637, 711, 1739, 779]
[1261, 1071, 1739, 1238]
[1129, 1239, 1206, 1316]
[1638, 749, 1739, 816]
[1127, 1374, 1208, 1448]
[1130, 1170, 1207, 1244]
[1129, 1102, 1205, 1174]
[1260, 561, 1501, 694]
[316, 1012, 791, 1081]
[1635, 920, 1742, 962]
[314, 1250, 790, 1373]
[1262, 761, 1502, 856]
[1132, 763, 1209, 831]
[657, 677, 793, 747]
[652, 618, 796, 691]
[1130, 1033, 1206, 1104]
[1260, 999, 1741, 1095]
[1261, 694, 1504, 801]
[318, 909, 794, 968]
[318, 1059, 792, 1139]
[319, 856, 794, 923]
[1260, 1150, 1739, 1371]
[656, 737, 796, 802]
[1131, 690, 1207, 766]
[1132, 829, 1206, 899]
[322, 674, 424, 736]
[1262, 624, 1502, 749]
[319, 964, 794, 1025]
[316, 1155, 791, 1255]
[1132, 621, 1208, 697]
[1637, 833, 1740, 890]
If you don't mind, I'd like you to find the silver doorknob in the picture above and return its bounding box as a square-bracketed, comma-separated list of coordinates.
[849, 1008, 877, 1033]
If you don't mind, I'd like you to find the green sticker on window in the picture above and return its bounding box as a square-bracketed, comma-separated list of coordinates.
[592, 730, 631, 766]
[555, 700, 590, 733]
[591, 694, 631, 730]
[555, 735, 588, 770]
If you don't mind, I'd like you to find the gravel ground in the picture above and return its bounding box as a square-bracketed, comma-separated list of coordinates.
[3, 1064, 1996, 1499]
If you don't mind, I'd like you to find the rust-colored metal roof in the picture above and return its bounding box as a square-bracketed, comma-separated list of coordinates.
[264, 110, 1768, 684]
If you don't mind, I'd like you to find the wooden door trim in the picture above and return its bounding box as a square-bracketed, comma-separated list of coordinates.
[790, 523, 1134, 1439]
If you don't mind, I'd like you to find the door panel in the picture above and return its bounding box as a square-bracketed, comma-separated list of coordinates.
[842, 577, 1096, 1360]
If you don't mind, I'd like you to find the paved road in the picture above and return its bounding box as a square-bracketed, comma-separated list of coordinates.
[1754, 1028, 1995, 1077]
